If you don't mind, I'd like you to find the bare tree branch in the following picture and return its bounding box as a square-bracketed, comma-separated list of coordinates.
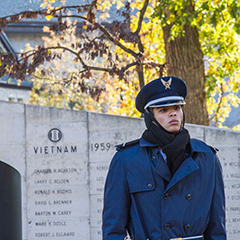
[92, 22, 139, 58]
[0, 0, 156, 91]
[135, 0, 149, 35]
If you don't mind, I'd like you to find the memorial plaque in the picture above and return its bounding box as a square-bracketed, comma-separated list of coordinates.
[26, 107, 90, 240]
[88, 113, 145, 240]
[216, 146, 240, 240]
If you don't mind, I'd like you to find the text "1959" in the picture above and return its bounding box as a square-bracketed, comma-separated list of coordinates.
[90, 143, 112, 151]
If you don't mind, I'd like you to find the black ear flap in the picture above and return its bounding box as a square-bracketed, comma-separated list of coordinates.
[144, 112, 152, 129]
[183, 110, 185, 125]
[177, 109, 185, 132]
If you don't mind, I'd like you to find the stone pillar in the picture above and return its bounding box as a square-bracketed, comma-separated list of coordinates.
[0, 161, 22, 240]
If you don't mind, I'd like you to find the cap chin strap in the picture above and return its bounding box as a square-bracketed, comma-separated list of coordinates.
[145, 108, 185, 134]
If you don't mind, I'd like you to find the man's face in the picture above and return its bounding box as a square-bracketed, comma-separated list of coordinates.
[152, 105, 183, 133]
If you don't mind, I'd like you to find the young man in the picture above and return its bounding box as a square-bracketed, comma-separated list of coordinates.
[102, 76, 226, 240]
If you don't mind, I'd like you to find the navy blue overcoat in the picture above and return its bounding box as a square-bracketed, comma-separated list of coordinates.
[102, 138, 226, 240]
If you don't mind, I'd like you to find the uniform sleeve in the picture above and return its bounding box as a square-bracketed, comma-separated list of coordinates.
[102, 152, 130, 240]
[204, 154, 226, 240]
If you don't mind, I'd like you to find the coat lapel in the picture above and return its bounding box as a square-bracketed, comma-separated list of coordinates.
[165, 157, 199, 192]
[154, 157, 172, 182]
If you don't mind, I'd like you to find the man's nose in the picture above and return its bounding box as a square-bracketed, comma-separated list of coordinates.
[169, 109, 177, 116]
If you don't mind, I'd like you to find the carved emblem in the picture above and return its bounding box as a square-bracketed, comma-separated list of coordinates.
[48, 128, 62, 142]
[161, 78, 172, 89]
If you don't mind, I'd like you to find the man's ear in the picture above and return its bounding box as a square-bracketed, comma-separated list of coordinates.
[144, 112, 153, 129]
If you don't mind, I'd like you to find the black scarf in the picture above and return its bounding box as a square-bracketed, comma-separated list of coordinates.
[142, 122, 190, 175]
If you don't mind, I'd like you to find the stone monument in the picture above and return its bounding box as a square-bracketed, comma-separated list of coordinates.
[0, 101, 239, 240]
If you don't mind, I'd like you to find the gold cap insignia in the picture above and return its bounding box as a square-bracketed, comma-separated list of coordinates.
[161, 77, 172, 89]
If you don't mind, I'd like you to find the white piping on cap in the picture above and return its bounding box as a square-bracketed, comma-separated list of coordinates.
[144, 96, 185, 110]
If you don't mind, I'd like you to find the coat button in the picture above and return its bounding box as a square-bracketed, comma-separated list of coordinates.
[185, 224, 190, 231]
[163, 193, 169, 199]
[147, 183, 153, 188]
[152, 156, 156, 160]
[186, 194, 192, 200]
[164, 223, 171, 230]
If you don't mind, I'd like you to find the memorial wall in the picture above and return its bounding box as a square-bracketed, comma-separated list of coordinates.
[0, 101, 239, 240]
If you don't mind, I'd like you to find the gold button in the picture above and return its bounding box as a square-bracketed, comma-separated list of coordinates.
[185, 224, 190, 230]
[147, 183, 153, 188]
[186, 194, 192, 200]
[164, 223, 171, 230]
[163, 193, 169, 199]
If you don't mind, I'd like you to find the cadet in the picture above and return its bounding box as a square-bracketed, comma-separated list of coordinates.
[102, 76, 226, 240]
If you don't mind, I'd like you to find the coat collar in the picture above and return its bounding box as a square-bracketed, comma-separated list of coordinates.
[141, 137, 210, 193]
[140, 137, 158, 147]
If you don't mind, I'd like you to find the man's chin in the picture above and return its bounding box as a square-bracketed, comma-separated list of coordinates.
[165, 125, 181, 133]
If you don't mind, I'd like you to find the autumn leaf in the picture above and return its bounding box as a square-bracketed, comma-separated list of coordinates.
[45, 15, 53, 21]
[43, 26, 50, 32]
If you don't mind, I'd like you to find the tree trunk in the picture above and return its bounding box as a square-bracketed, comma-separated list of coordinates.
[162, 8, 209, 125]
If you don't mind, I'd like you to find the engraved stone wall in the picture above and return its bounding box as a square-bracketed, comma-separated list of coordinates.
[88, 113, 145, 240]
[0, 101, 239, 240]
[25, 105, 90, 240]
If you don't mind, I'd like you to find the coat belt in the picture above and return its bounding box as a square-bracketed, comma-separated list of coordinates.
[170, 235, 203, 240]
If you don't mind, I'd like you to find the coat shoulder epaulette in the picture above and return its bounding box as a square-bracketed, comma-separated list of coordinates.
[115, 138, 140, 151]
[208, 145, 219, 154]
